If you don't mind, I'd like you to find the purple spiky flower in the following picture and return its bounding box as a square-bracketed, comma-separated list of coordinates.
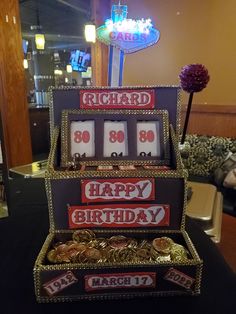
[179, 64, 210, 93]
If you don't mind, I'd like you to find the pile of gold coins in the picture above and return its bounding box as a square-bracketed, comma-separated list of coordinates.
[47, 229, 190, 264]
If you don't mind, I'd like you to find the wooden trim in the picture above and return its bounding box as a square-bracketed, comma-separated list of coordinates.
[0, 0, 32, 168]
[91, 0, 110, 86]
[181, 104, 236, 138]
[182, 104, 236, 114]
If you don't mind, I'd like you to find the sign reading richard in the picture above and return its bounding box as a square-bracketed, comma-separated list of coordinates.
[80, 89, 155, 109]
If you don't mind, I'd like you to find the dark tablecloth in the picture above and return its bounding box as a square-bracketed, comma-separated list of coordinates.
[0, 207, 235, 314]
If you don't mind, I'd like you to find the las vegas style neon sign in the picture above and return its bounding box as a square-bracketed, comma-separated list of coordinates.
[96, 3, 160, 86]
[97, 16, 160, 54]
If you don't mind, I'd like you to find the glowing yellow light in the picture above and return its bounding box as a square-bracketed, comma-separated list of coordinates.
[23, 59, 28, 69]
[35, 34, 45, 50]
[66, 64, 72, 73]
[85, 24, 96, 43]
[54, 69, 63, 75]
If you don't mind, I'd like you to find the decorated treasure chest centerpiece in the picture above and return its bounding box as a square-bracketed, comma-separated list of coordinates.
[33, 85, 203, 302]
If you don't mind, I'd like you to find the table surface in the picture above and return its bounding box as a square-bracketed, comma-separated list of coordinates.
[0, 207, 235, 314]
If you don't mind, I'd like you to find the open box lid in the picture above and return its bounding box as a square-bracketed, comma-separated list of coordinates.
[46, 126, 187, 233]
[49, 85, 181, 139]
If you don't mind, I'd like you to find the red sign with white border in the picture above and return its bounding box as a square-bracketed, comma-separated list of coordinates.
[68, 203, 170, 229]
[164, 268, 195, 290]
[85, 272, 156, 292]
[43, 271, 78, 296]
[80, 89, 155, 109]
[81, 178, 155, 203]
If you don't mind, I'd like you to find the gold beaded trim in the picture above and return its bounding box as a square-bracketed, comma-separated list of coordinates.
[35, 290, 197, 303]
[170, 124, 182, 170]
[182, 230, 203, 294]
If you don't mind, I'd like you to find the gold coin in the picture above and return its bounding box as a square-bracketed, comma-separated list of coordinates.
[66, 243, 86, 260]
[136, 248, 151, 261]
[107, 248, 116, 263]
[56, 253, 71, 263]
[152, 237, 173, 254]
[156, 254, 171, 262]
[113, 248, 121, 263]
[96, 238, 108, 249]
[87, 239, 97, 248]
[88, 238, 108, 249]
[84, 247, 102, 262]
[118, 248, 135, 262]
[112, 248, 119, 263]
[55, 244, 69, 254]
[127, 238, 138, 249]
[76, 250, 88, 263]
[72, 229, 96, 242]
[66, 248, 78, 260]
[71, 250, 82, 263]
[108, 235, 129, 249]
[47, 249, 57, 263]
[73, 243, 87, 251]
[150, 246, 160, 261]
[170, 243, 188, 262]
[85, 229, 96, 239]
[65, 240, 76, 246]
[139, 240, 151, 249]
[99, 248, 109, 263]
[53, 241, 63, 249]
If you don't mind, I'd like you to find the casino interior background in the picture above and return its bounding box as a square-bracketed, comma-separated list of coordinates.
[0, 0, 236, 272]
[20, 0, 93, 159]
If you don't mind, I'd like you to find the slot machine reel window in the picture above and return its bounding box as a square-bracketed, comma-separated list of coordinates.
[61, 109, 169, 167]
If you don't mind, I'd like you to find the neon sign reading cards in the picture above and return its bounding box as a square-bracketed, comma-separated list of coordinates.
[97, 17, 160, 53]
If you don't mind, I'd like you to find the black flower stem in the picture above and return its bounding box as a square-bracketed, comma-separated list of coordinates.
[181, 91, 194, 144]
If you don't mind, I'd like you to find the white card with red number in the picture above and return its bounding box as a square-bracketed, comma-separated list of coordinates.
[70, 120, 95, 157]
[137, 121, 160, 157]
[103, 121, 128, 157]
